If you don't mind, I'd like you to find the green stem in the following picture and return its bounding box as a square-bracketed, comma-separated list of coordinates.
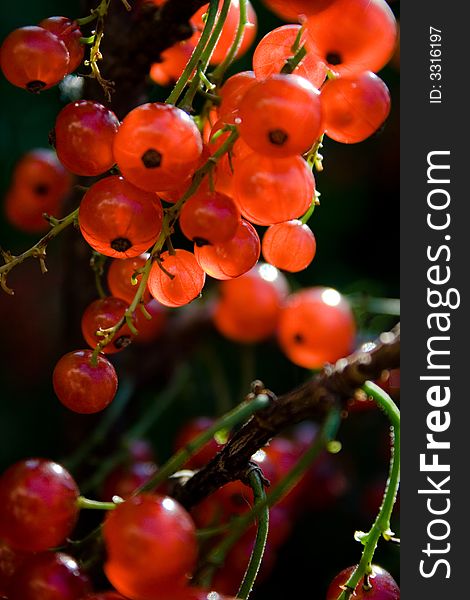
[336, 382, 400, 600]
[237, 469, 269, 600]
[79, 367, 189, 495]
[281, 44, 307, 74]
[212, 0, 248, 83]
[165, 0, 219, 105]
[135, 392, 271, 494]
[77, 496, 119, 511]
[179, 0, 232, 110]
[300, 200, 316, 224]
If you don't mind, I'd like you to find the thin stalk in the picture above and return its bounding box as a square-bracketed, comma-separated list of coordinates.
[236, 469, 269, 600]
[335, 382, 400, 600]
[212, 0, 248, 83]
[77, 497, 119, 511]
[135, 393, 271, 494]
[0, 208, 79, 294]
[179, 0, 232, 110]
[165, 0, 219, 105]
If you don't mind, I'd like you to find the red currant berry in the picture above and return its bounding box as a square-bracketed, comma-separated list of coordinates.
[326, 565, 399, 600]
[79, 176, 163, 258]
[0, 458, 79, 552]
[233, 153, 314, 225]
[278, 287, 356, 368]
[214, 263, 288, 343]
[238, 74, 322, 157]
[320, 71, 391, 144]
[107, 253, 152, 305]
[53, 349, 118, 413]
[218, 71, 256, 123]
[262, 220, 316, 272]
[113, 103, 203, 192]
[180, 191, 240, 246]
[0, 26, 69, 92]
[102, 460, 158, 501]
[38, 17, 85, 73]
[54, 100, 120, 176]
[306, 0, 397, 76]
[103, 494, 198, 592]
[194, 219, 260, 279]
[148, 249, 206, 308]
[132, 299, 167, 344]
[8, 552, 91, 600]
[150, 39, 196, 86]
[253, 25, 327, 88]
[81, 296, 133, 354]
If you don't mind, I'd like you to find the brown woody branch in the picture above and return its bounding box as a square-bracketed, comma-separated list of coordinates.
[175, 324, 400, 509]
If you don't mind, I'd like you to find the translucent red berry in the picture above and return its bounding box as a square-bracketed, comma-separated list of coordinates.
[0, 26, 69, 92]
[54, 100, 120, 176]
[262, 220, 316, 272]
[320, 71, 391, 144]
[194, 219, 260, 279]
[148, 249, 206, 307]
[214, 263, 288, 342]
[133, 299, 167, 344]
[253, 25, 327, 89]
[150, 39, 196, 86]
[238, 74, 322, 157]
[306, 0, 397, 75]
[326, 565, 400, 600]
[107, 253, 152, 304]
[8, 552, 91, 600]
[278, 287, 356, 368]
[218, 71, 256, 123]
[103, 494, 198, 594]
[79, 176, 163, 258]
[0, 458, 79, 552]
[81, 296, 133, 354]
[179, 191, 240, 246]
[39, 16, 85, 72]
[53, 349, 118, 413]
[113, 103, 203, 192]
[233, 154, 314, 226]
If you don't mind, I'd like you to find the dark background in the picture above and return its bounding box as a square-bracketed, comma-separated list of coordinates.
[0, 1, 400, 597]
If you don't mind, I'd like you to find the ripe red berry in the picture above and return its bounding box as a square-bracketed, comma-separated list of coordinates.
[107, 253, 152, 304]
[5, 148, 71, 233]
[0, 458, 79, 552]
[113, 103, 203, 192]
[54, 100, 120, 176]
[0, 26, 69, 92]
[262, 220, 316, 272]
[102, 460, 158, 501]
[81, 296, 133, 354]
[79, 176, 163, 258]
[306, 0, 397, 76]
[320, 71, 391, 144]
[53, 349, 118, 413]
[326, 565, 400, 600]
[39, 16, 85, 73]
[278, 287, 356, 368]
[238, 74, 322, 158]
[192, 1, 257, 65]
[214, 263, 288, 342]
[253, 25, 327, 89]
[8, 552, 91, 600]
[103, 494, 198, 594]
[218, 71, 256, 123]
[148, 249, 206, 307]
[179, 191, 240, 245]
[194, 219, 260, 279]
[150, 39, 196, 86]
[233, 154, 314, 225]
